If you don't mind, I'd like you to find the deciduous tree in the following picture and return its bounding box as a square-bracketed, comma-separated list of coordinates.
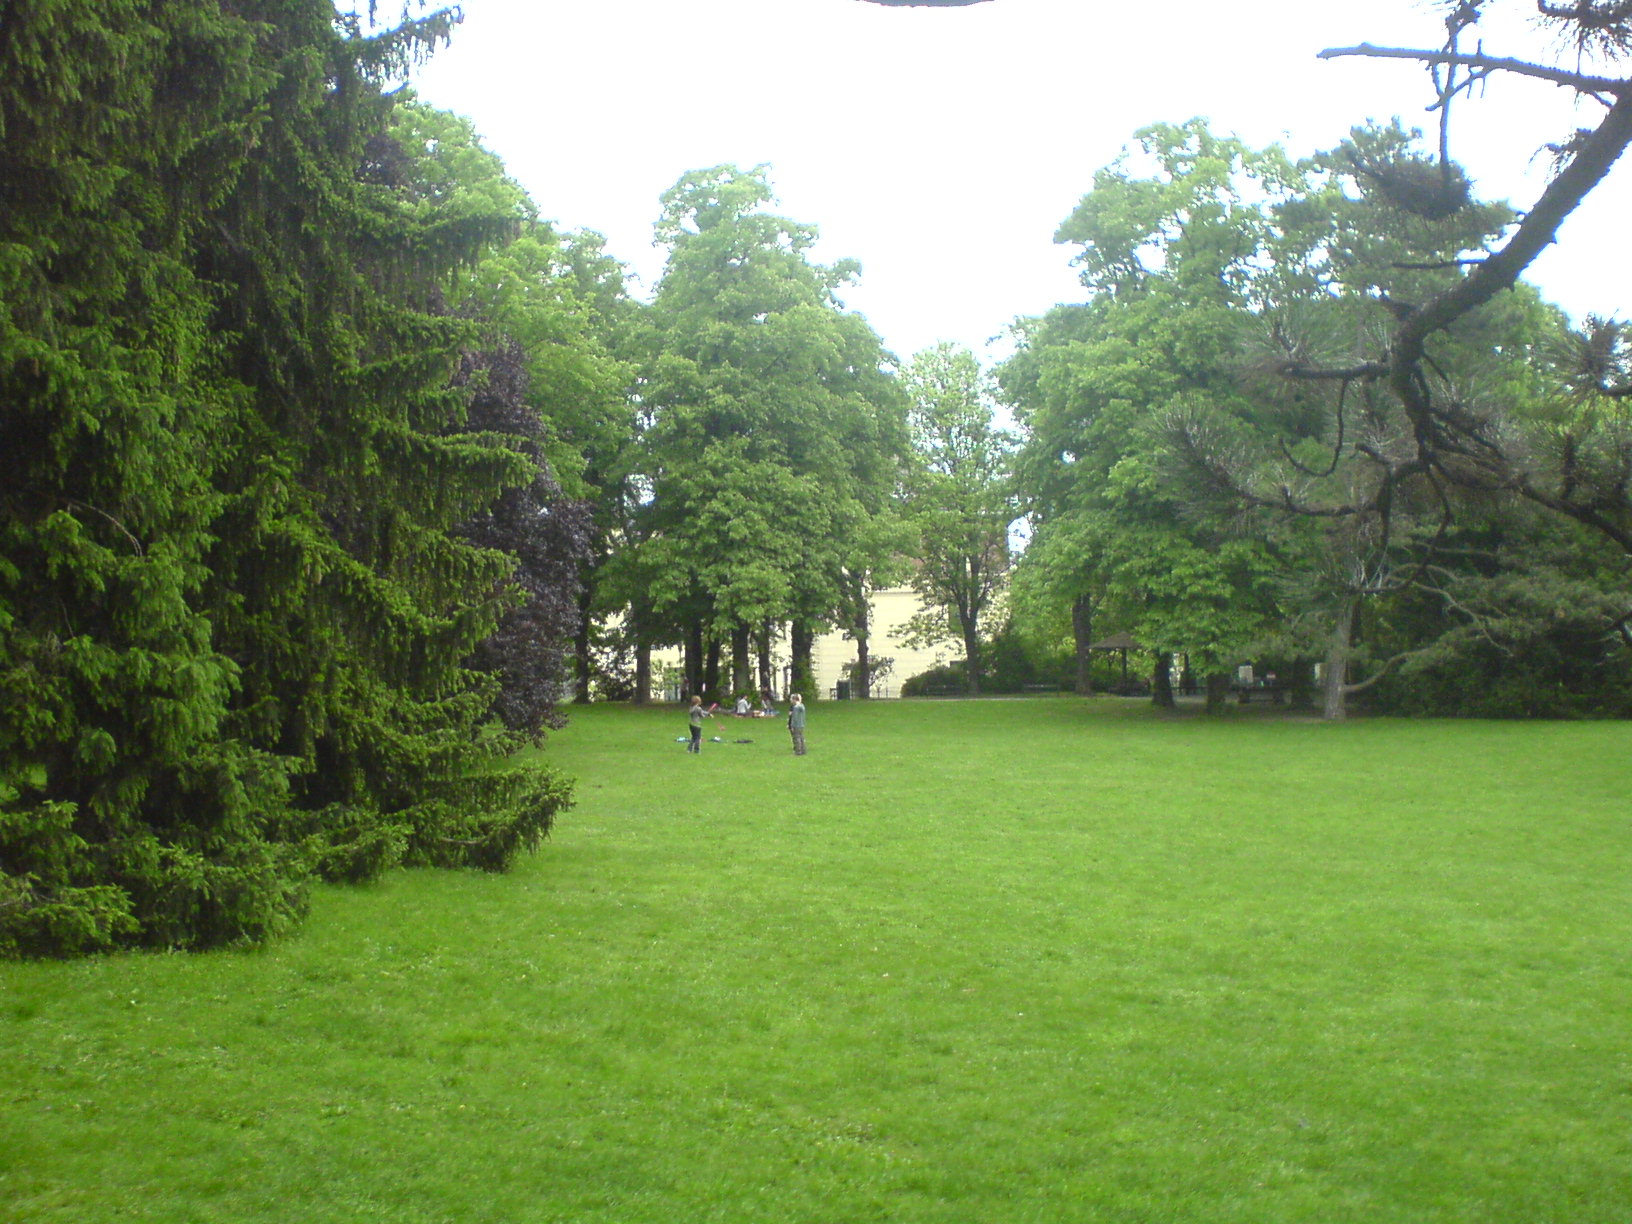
[1001, 123, 1287, 709]
[900, 344, 1018, 695]
[616, 165, 904, 701]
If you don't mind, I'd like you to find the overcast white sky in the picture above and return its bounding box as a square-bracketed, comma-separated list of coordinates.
[406, 0, 1627, 362]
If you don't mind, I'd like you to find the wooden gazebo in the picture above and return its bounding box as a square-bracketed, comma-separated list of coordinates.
[1089, 631, 1143, 690]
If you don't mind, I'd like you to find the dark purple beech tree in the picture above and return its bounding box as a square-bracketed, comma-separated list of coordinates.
[454, 339, 594, 739]
[386, 103, 639, 711]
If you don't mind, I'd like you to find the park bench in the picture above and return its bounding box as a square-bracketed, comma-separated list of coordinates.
[1234, 684, 1293, 705]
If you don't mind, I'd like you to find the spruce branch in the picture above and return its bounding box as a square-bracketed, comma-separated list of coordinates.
[26, 490, 146, 555]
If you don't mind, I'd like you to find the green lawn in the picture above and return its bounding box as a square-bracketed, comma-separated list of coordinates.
[4, 698, 1630, 1223]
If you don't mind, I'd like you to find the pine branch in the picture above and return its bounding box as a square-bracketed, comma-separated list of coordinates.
[1390, 258, 1485, 270]
[1276, 361, 1390, 383]
[1341, 646, 1433, 695]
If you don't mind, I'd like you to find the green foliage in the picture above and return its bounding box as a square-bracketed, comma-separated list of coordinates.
[999, 124, 1320, 686]
[2, 0, 306, 953]
[1371, 624, 1632, 718]
[898, 343, 1018, 692]
[389, 101, 635, 505]
[610, 164, 906, 691]
[897, 661, 968, 695]
[1360, 513, 1632, 718]
[899, 620, 1071, 695]
[1002, 116, 1631, 717]
[1, 2, 574, 956]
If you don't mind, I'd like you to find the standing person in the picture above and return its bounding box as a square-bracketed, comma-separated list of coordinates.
[687, 695, 708, 754]
[787, 693, 807, 756]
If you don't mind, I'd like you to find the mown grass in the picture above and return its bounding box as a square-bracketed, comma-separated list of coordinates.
[3, 698, 1630, 1223]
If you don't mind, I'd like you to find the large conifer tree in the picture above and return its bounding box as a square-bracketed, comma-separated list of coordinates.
[1, 1, 574, 955]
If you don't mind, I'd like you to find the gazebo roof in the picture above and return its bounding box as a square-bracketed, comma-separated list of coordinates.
[1089, 631, 1142, 652]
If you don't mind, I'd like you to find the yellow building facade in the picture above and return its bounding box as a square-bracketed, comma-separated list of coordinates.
[649, 587, 955, 701]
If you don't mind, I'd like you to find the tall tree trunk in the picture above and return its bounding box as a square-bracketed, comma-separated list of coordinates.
[634, 641, 651, 705]
[1072, 595, 1093, 694]
[961, 615, 982, 695]
[684, 619, 703, 700]
[1322, 597, 1359, 721]
[854, 594, 871, 700]
[1204, 671, 1229, 715]
[572, 585, 593, 704]
[704, 636, 721, 700]
[757, 620, 773, 698]
[790, 619, 815, 699]
[1151, 651, 1175, 709]
[730, 623, 751, 697]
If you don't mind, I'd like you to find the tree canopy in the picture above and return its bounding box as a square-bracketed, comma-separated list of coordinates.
[899, 344, 1018, 695]
[602, 164, 905, 701]
[1003, 2, 1632, 716]
[7, 0, 1632, 957]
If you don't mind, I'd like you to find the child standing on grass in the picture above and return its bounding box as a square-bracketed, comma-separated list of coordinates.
[787, 693, 806, 756]
[687, 695, 708, 754]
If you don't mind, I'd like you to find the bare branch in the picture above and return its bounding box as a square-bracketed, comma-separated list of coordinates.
[1389, 89, 1632, 440]
[1518, 476, 1632, 551]
[1163, 410, 1364, 518]
[1317, 43, 1627, 95]
[1384, 472, 1456, 591]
